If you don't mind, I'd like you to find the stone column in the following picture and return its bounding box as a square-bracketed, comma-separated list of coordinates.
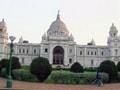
[83, 47, 86, 68]
[49, 44, 53, 64]
[97, 48, 101, 66]
[40, 44, 43, 57]
[64, 45, 68, 65]
[29, 45, 33, 65]
[74, 44, 77, 62]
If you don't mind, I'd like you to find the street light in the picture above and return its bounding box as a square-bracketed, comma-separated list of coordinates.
[6, 36, 16, 88]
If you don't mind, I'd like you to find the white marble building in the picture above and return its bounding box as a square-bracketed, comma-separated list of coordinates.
[0, 13, 120, 68]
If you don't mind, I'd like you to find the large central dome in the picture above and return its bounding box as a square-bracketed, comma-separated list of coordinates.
[47, 12, 69, 36]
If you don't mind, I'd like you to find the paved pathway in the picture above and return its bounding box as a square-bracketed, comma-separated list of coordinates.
[0, 77, 120, 90]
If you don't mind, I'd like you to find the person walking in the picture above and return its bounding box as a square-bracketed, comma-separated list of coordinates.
[96, 72, 103, 86]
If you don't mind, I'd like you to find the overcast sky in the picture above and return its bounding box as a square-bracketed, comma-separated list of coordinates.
[0, 0, 120, 45]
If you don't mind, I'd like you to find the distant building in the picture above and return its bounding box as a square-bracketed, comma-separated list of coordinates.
[0, 13, 120, 68]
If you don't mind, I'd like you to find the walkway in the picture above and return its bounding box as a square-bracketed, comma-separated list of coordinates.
[0, 77, 120, 90]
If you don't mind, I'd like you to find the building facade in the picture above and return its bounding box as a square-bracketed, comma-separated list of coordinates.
[0, 13, 120, 68]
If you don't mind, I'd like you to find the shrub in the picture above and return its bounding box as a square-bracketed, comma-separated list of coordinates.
[117, 62, 120, 71]
[70, 62, 84, 73]
[30, 57, 52, 82]
[102, 72, 109, 83]
[98, 60, 117, 82]
[12, 69, 38, 82]
[0, 68, 7, 78]
[11, 57, 21, 70]
[0, 59, 8, 73]
[117, 72, 120, 82]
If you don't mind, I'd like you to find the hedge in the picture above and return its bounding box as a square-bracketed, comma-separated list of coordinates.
[117, 72, 120, 82]
[12, 69, 38, 82]
[0, 68, 109, 84]
[84, 67, 98, 72]
[47, 71, 109, 84]
[82, 72, 108, 84]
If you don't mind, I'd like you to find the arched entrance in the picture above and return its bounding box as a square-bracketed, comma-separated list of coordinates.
[53, 46, 64, 65]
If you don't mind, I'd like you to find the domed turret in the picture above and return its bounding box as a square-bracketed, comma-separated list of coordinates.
[69, 34, 74, 41]
[47, 11, 69, 36]
[0, 19, 6, 26]
[0, 19, 8, 44]
[109, 23, 118, 37]
[0, 19, 7, 32]
[42, 33, 47, 41]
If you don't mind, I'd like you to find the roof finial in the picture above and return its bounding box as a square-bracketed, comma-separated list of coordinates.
[2, 18, 4, 22]
[57, 10, 60, 20]
[112, 23, 114, 26]
[58, 10, 60, 14]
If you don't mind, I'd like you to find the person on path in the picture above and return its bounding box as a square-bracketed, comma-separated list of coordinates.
[96, 72, 103, 86]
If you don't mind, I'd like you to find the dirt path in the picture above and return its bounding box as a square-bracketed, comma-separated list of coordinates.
[0, 77, 120, 90]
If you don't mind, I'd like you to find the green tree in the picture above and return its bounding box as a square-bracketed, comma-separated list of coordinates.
[30, 57, 52, 82]
[70, 62, 84, 73]
[98, 60, 117, 82]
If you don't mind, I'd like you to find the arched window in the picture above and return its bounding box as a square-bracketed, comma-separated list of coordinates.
[53, 46, 64, 65]
[95, 51, 96, 55]
[115, 49, 118, 55]
[88, 51, 89, 55]
[91, 59, 94, 66]
[101, 51, 104, 56]
[23, 49, 25, 53]
[34, 49, 36, 54]
[80, 51, 82, 55]
[26, 49, 29, 53]
[19, 49, 21, 53]
[91, 51, 93, 55]
[22, 58, 24, 64]
[69, 59, 72, 64]
[45, 48, 48, 53]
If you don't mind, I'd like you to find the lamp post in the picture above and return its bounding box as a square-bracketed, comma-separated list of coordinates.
[6, 36, 16, 88]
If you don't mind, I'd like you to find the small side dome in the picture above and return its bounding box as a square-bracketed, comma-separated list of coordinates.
[18, 36, 23, 43]
[69, 34, 74, 41]
[91, 39, 95, 45]
[42, 33, 47, 38]
[110, 23, 117, 31]
[42, 33, 47, 40]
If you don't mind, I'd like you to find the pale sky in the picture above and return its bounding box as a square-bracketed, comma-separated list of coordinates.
[0, 0, 120, 45]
